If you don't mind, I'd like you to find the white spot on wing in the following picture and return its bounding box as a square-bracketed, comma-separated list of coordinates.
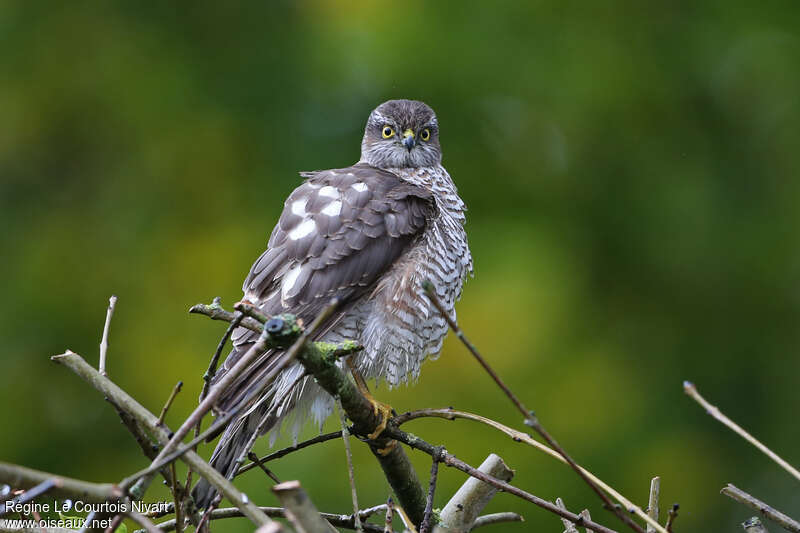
[282, 264, 303, 300]
[320, 200, 342, 216]
[289, 218, 316, 240]
[319, 186, 339, 199]
[291, 198, 307, 216]
[351, 182, 368, 192]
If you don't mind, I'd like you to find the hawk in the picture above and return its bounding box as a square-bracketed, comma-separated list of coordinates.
[193, 99, 473, 508]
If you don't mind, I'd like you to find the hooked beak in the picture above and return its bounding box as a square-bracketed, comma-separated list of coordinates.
[402, 129, 415, 151]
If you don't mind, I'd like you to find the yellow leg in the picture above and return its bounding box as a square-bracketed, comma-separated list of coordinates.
[346, 359, 393, 440]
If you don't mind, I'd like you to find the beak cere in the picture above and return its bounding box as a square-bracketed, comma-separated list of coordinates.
[402, 129, 415, 151]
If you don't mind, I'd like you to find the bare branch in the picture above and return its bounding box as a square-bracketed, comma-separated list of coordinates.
[471, 512, 524, 529]
[255, 524, 287, 533]
[247, 453, 281, 484]
[646, 477, 660, 533]
[556, 498, 579, 533]
[147, 505, 391, 532]
[419, 449, 443, 533]
[433, 453, 513, 533]
[665, 504, 678, 533]
[200, 305, 244, 402]
[423, 281, 647, 533]
[684, 382, 800, 482]
[272, 480, 335, 533]
[188, 301, 264, 333]
[99, 295, 117, 376]
[0, 462, 122, 513]
[384, 498, 394, 533]
[721, 484, 800, 533]
[238, 431, 344, 476]
[394, 409, 663, 532]
[338, 404, 363, 533]
[394, 505, 419, 533]
[234, 300, 271, 324]
[111, 405, 177, 489]
[384, 427, 617, 533]
[50, 350, 273, 526]
[0, 478, 59, 517]
[581, 509, 593, 530]
[157, 381, 183, 426]
[126, 510, 161, 533]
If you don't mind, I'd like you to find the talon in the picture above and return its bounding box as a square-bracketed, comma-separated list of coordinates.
[376, 440, 398, 456]
[367, 399, 393, 439]
[347, 361, 394, 440]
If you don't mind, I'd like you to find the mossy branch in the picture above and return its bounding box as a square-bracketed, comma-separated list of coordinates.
[191, 299, 427, 526]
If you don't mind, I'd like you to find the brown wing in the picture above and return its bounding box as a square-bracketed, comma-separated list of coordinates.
[213, 163, 434, 411]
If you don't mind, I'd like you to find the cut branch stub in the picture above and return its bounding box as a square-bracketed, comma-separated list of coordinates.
[272, 480, 332, 533]
[432, 453, 514, 533]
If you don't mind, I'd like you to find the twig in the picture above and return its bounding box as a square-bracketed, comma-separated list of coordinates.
[127, 510, 161, 533]
[421, 282, 529, 420]
[355, 503, 389, 521]
[419, 449, 443, 533]
[0, 478, 59, 516]
[238, 431, 343, 476]
[107, 513, 126, 533]
[556, 498, 579, 533]
[247, 453, 281, 484]
[130, 300, 338, 503]
[170, 463, 183, 533]
[743, 517, 771, 533]
[471, 512, 524, 529]
[129, 374, 309, 492]
[157, 381, 183, 426]
[196, 494, 221, 533]
[188, 301, 264, 334]
[146, 506, 390, 532]
[646, 477, 660, 533]
[99, 295, 117, 376]
[721, 484, 800, 533]
[385, 427, 618, 533]
[234, 300, 271, 324]
[385, 497, 394, 533]
[424, 281, 646, 533]
[394, 505, 419, 533]
[0, 463, 121, 514]
[50, 350, 272, 526]
[111, 404, 174, 486]
[272, 480, 334, 533]
[255, 524, 287, 533]
[200, 305, 244, 402]
[394, 407, 663, 532]
[684, 382, 800, 482]
[665, 504, 678, 533]
[582, 509, 594, 528]
[433, 453, 513, 533]
[338, 404, 363, 533]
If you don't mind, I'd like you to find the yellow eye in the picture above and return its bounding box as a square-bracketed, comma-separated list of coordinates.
[382, 126, 395, 139]
[420, 128, 431, 141]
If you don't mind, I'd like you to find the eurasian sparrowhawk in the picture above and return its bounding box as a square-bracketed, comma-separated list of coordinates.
[194, 99, 472, 508]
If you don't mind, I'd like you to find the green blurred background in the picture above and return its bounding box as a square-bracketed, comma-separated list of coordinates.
[2, 2, 799, 531]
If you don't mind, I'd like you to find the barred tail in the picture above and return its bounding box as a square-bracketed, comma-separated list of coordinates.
[191, 406, 277, 509]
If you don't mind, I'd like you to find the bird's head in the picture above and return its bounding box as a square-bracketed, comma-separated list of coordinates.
[360, 99, 441, 169]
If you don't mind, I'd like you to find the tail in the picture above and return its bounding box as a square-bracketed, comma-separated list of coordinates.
[191, 404, 277, 509]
